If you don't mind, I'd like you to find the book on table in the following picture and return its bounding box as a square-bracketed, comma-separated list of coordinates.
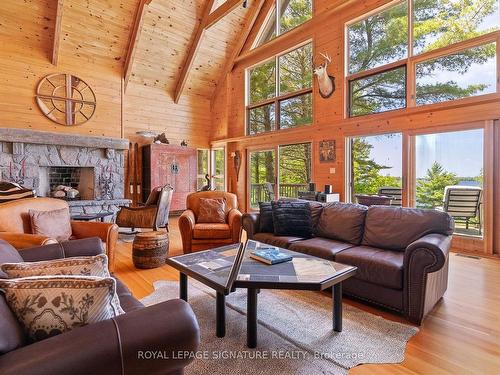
[250, 246, 293, 265]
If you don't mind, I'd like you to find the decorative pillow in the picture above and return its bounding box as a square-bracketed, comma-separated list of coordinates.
[198, 198, 226, 223]
[315, 203, 368, 245]
[29, 208, 72, 242]
[0, 275, 123, 342]
[271, 200, 312, 238]
[258, 202, 274, 233]
[1, 254, 109, 279]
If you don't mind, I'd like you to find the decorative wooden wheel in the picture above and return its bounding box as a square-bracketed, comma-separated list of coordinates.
[35, 73, 96, 126]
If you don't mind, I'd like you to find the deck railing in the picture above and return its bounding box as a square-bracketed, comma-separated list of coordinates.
[250, 183, 308, 206]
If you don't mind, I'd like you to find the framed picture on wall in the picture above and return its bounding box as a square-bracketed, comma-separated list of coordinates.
[319, 140, 336, 163]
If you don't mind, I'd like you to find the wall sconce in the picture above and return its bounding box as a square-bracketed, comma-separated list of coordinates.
[231, 150, 242, 182]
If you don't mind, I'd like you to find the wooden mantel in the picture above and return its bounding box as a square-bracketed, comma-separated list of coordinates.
[0, 128, 129, 150]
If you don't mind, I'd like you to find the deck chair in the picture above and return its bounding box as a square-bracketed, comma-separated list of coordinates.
[438, 185, 482, 234]
[263, 182, 275, 202]
[378, 187, 403, 206]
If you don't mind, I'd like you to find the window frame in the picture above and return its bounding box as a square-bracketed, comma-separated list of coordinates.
[252, 0, 314, 49]
[345, 0, 500, 118]
[246, 41, 314, 135]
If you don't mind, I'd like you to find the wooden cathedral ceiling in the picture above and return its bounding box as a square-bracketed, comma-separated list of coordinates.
[127, 0, 258, 100]
[6, 0, 260, 101]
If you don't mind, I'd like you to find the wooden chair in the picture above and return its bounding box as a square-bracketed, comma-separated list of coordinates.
[438, 185, 482, 234]
[116, 184, 173, 233]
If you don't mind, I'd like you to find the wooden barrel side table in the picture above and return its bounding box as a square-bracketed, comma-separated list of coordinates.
[132, 231, 169, 269]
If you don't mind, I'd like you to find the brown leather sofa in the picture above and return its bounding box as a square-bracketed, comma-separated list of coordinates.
[243, 203, 454, 325]
[0, 198, 119, 271]
[179, 191, 242, 253]
[0, 238, 200, 375]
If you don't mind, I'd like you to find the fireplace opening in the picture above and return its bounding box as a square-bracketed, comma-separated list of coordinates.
[38, 167, 95, 200]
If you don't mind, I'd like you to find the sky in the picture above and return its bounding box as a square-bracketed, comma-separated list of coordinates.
[364, 129, 484, 178]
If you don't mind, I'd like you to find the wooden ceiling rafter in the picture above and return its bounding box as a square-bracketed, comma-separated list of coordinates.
[173, 0, 217, 104]
[206, 0, 246, 29]
[123, 0, 153, 92]
[211, 0, 267, 106]
[51, 0, 64, 65]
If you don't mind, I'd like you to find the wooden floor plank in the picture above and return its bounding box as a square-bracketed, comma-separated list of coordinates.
[114, 217, 500, 374]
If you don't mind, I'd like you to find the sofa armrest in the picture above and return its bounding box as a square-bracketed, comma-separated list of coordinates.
[19, 237, 105, 262]
[404, 233, 452, 324]
[0, 299, 200, 375]
[242, 213, 260, 240]
[70, 221, 118, 272]
[179, 210, 195, 254]
[228, 209, 243, 243]
[0, 232, 57, 249]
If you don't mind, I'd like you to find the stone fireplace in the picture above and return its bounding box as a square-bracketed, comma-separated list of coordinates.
[0, 128, 131, 220]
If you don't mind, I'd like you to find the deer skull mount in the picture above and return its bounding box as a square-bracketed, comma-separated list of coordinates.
[313, 52, 336, 99]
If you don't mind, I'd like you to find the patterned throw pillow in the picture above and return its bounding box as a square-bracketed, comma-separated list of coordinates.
[271, 200, 312, 238]
[198, 198, 227, 223]
[1, 254, 109, 279]
[29, 208, 72, 241]
[0, 276, 123, 342]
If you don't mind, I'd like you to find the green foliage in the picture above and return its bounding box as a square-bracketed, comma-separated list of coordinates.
[416, 162, 459, 208]
[352, 138, 401, 194]
[349, 0, 499, 116]
[280, 0, 313, 34]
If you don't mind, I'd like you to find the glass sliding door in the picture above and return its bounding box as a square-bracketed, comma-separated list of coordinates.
[414, 129, 484, 237]
[211, 148, 225, 191]
[349, 133, 403, 203]
[249, 150, 276, 209]
[278, 143, 312, 199]
[197, 149, 209, 191]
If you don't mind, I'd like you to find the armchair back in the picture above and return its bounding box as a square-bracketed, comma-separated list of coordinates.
[0, 198, 68, 233]
[186, 191, 238, 221]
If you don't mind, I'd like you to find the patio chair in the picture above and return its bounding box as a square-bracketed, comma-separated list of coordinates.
[437, 185, 482, 234]
[378, 187, 403, 206]
[263, 182, 275, 201]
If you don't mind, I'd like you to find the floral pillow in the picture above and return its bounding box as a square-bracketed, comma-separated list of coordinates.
[1, 254, 109, 279]
[0, 275, 123, 342]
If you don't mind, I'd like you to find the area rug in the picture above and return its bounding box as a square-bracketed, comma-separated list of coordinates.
[141, 280, 418, 375]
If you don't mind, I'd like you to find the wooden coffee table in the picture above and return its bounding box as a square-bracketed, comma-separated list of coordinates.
[166, 240, 357, 348]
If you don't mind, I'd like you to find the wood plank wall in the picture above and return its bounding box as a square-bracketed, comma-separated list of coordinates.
[211, 0, 500, 255]
[0, 0, 212, 149]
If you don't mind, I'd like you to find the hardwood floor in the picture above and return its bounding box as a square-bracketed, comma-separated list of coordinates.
[114, 218, 500, 374]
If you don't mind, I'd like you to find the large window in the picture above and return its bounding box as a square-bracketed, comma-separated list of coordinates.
[349, 133, 403, 199]
[347, 0, 500, 117]
[254, 0, 313, 48]
[247, 43, 313, 135]
[248, 142, 312, 208]
[414, 129, 484, 237]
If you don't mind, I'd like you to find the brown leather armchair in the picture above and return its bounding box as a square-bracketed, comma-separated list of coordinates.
[116, 185, 173, 232]
[179, 191, 242, 253]
[0, 198, 118, 272]
[0, 238, 200, 375]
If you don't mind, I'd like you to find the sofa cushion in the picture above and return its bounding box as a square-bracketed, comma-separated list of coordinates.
[193, 223, 231, 239]
[0, 275, 123, 342]
[29, 207, 72, 241]
[335, 246, 404, 290]
[0, 240, 23, 278]
[289, 238, 355, 261]
[315, 203, 368, 245]
[258, 202, 274, 233]
[362, 206, 454, 251]
[271, 200, 312, 238]
[308, 201, 324, 229]
[253, 233, 304, 249]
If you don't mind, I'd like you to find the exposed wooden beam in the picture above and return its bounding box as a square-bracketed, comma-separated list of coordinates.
[206, 0, 244, 29]
[173, 0, 217, 104]
[123, 0, 152, 92]
[51, 0, 64, 65]
[211, 0, 266, 104]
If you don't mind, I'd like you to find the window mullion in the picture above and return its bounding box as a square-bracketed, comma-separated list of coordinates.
[275, 55, 280, 130]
